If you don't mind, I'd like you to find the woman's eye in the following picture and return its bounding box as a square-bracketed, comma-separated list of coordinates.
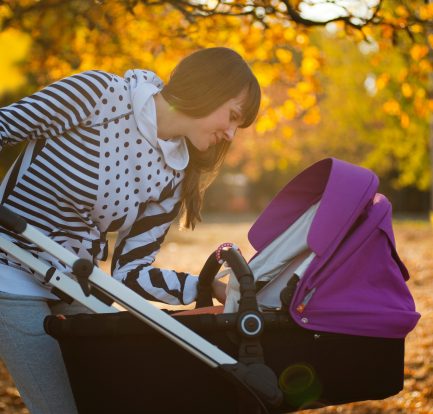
[230, 112, 239, 122]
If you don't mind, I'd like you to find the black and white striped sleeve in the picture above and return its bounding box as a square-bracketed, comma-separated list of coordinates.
[0, 70, 110, 151]
[111, 184, 199, 305]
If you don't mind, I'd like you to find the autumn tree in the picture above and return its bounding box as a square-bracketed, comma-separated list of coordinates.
[0, 0, 432, 210]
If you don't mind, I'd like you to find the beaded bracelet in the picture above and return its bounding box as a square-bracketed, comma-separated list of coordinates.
[215, 242, 242, 264]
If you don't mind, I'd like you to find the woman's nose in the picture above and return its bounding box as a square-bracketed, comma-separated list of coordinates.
[224, 127, 236, 141]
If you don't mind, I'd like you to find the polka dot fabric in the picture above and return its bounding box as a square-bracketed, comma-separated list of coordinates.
[93, 72, 184, 233]
[92, 71, 195, 305]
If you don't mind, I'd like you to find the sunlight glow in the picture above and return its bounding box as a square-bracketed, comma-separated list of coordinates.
[300, 0, 380, 23]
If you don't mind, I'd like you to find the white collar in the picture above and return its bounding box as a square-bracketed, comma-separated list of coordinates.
[126, 70, 189, 171]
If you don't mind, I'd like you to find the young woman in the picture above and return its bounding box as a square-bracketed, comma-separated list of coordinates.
[0, 47, 261, 413]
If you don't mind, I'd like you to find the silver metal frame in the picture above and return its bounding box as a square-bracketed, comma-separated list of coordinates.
[0, 222, 237, 367]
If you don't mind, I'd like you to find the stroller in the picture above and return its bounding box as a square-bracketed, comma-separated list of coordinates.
[0, 158, 420, 414]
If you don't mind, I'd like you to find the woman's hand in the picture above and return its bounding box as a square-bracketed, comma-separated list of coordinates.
[211, 279, 227, 304]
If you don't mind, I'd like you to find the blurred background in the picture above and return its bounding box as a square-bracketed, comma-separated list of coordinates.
[1, 0, 432, 216]
[0, 3, 432, 413]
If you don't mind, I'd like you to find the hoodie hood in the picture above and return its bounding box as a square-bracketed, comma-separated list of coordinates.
[124, 69, 189, 171]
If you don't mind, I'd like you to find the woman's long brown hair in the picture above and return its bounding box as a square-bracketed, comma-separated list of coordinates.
[161, 47, 261, 229]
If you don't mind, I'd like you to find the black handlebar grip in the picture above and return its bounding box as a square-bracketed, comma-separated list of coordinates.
[220, 249, 252, 280]
[195, 247, 255, 309]
[196, 252, 222, 308]
[0, 205, 27, 234]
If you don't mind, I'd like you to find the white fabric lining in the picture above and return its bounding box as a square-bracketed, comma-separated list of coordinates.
[224, 202, 320, 313]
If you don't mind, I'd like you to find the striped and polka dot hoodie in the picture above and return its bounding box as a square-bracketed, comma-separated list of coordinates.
[0, 69, 198, 305]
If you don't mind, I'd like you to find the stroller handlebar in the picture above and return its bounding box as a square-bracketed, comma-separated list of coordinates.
[196, 247, 283, 411]
[196, 251, 223, 307]
[0, 205, 27, 234]
[196, 247, 253, 308]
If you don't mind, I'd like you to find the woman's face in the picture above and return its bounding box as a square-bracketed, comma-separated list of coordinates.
[184, 90, 246, 152]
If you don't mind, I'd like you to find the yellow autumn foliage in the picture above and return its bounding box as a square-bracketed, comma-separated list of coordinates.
[263, 157, 276, 172]
[295, 33, 309, 46]
[375, 73, 390, 91]
[401, 83, 413, 98]
[0, 29, 30, 95]
[302, 106, 321, 125]
[301, 56, 320, 77]
[395, 5, 409, 17]
[256, 110, 278, 134]
[409, 24, 424, 34]
[298, 94, 317, 111]
[418, 59, 432, 74]
[251, 62, 279, 87]
[419, 3, 433, 20]
[283, 26, 297, 42]
[0, 0, 432, 194]
[281, 100, 297, 120]
[397, 68, 408, 82]
[383, 99, 401, 116]
[414, 96, 428, 118]
[416, 88, 426, 99]
[400, 112, 410, 129]
[282, 126, 293, 139]
[410, 44, 429, 61]
[296, 81, 315, 94]
[275, 48, 292, 64]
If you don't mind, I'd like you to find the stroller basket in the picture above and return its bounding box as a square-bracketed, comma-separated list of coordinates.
[44, 310, 405, 414]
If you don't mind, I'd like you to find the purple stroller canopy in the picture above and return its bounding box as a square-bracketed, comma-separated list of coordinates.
[248, 158, 420, 338]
